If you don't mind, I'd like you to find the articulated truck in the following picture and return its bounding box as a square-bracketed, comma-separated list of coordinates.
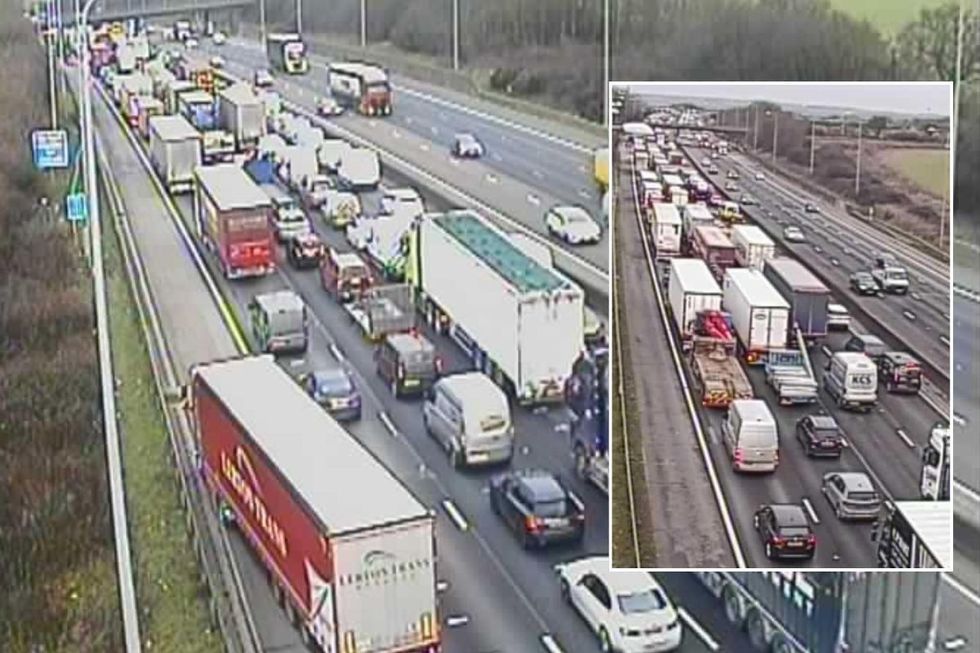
[192, 356, 440, 653]
[920, 424, 950, 501]
[266, 33, 308, 74]
[696, 571, 941, 653]
[328, 62, 393, 116]
[874, 500, 952, 568]
[407, 210, 584, 403]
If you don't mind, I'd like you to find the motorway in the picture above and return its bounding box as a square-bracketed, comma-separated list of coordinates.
[618, 140, 950, 569]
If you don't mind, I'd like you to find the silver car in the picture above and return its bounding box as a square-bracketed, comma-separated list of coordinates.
[821, 472, 881, 521]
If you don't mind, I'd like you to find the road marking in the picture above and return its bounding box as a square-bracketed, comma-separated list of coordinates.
[485, 173, 498, 184]
[289, 358, 305, 367]
[940, 335, 950, 346]
[911, 292, 921, 301]
[944, 637, 968, 651]
[903, 310, 917, 321]
[952, 413, 966, 426]
[802, 497, 820, 524]
[441, 499, 469, 531]
[436, 580, 449, 593]
[491, 152, 503, 162]
[419, 143, 430, 152]
[391, 129, 401, 139]
[821, 345, 832, 359]
[831, 258, 839, 266]
[578, 164, 587, 173]
[532, 169, 544, 179]
[438, 111, 447, 121]
[379, 411, 399, 437]
[430, 125, 439, 135]
[944, 573, 980, 608]
[405, 116, 414, 124]
[578, 189, 591, 200]
[445, 615, 469, 628]
[814, 245, 822, 253]
[328, 343, 345, 362]
[896, 429, 915, 448]
[540, 633, 565, 653]
[678, 607, 720, 651]
[528, 193, 541, 205]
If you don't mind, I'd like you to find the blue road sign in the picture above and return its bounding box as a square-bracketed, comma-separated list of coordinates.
[66, 193, 88, 222]
[32, 129, 69, 169]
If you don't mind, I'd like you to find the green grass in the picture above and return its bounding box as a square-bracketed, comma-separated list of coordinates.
[880, 148, 950, 197]
[103, 215, 223, 653]
[829, 0, 950, 34]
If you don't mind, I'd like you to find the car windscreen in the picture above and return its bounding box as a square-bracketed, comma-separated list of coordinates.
[617, 589, 668, 614]
[887, 270, 908, 280]
[280, 212, 306, 224]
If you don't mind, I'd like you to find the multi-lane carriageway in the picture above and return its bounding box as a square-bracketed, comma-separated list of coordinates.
[618, 138, 953, 569]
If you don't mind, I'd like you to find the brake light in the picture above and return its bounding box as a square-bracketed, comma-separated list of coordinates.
[525, 516, 543, 533]
[573, 512, 585, 522]
[733, 448, 744, 462]
[807, 534, 817, 547]
[771, 535, 785, 547]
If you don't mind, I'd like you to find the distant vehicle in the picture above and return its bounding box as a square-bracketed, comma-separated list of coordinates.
[724, 180, 739, 191]
[827, 303, 851, 330]
[556, 557, 683, 652]
[871, 253, 910, 294]
[452, 133, 485, 158]
[783, 226, 806, 242]
[843, 333, 887, 360]
[755, 172, 764, 180]
[253, 68, 274, 88]
[302, 366, 361, 421]
[321, 190, 361, 229]
[822, 472, 882, 521]
[545, 205, 602, 245]
[593, 148, 609, 191]
[317, 138, 352, 172]
[823, 351, 878, 412]
[299, 174, 335, 209]
[740, 194, 757, 205]
[753, 504, 816, 560]
[878, 351, 922, 394]
[796, 413, 844, 458]
[804, 202, 819, 213]
[849, 271, 878, 295]
[489, 469, 585, 547]
[286, 232, 324, 269]
[209, 55, 225, 68]
[701, 158, 712, 166]
[266, 33, 308, 74]
[376, 332, 441, 398]
[316, 96, 344, 117]
[707, 165, 719, 175]
[722, 399, 778, 472]
[424, 372, 514, 468]
[726, 169, 740, 179]
[211, 31, 226, 45]
[248, 290, 308, 354]
[337, 147, 381, 191]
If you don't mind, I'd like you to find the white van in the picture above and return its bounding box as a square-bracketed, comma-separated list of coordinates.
[721, 399, 778, 473]
[338, 147, 381, 191]
[423, 372, 514, 469]
[823, 352, 877, 412]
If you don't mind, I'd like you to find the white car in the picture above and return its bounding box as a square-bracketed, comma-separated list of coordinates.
[755, 172, 764, 180]
[452, 133, 485, 158]
[209, 55, 225, 69]
[545, 205, 602, 245]
[184, 37, 199, 49]
[317, 96, 345, 117]
[827, 303, 851, 330]
[783, 226, 806, 243]
[253, 68, 274, 88]
[380, 187, 423, 217]
[556, 557, 682, 653]
[211, 31, 226, 45]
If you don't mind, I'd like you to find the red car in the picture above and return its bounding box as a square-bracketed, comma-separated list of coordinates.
[320, 247, 372, 302]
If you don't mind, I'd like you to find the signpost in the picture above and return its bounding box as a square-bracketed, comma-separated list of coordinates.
[31, 129, 69, 169]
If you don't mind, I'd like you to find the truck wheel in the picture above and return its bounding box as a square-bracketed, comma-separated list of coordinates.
[746, 611, 767, 650]
[573, 444, 588, 480]
[449, 446, 461, 469]
[559, 578, 570, 603]
[722, 586, 742, 626]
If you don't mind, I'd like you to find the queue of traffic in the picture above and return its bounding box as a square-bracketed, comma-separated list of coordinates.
[621, 111, 951, 568]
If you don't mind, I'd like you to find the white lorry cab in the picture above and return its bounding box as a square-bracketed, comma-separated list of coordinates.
[823, 351, 878, 412]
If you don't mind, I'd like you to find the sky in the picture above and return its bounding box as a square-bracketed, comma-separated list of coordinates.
[624, 82, 952, 118]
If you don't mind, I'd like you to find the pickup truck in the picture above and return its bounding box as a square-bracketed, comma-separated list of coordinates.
[765, 343, 818, 406]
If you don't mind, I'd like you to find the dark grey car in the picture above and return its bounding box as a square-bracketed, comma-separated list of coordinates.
[303, 367, 362, 421]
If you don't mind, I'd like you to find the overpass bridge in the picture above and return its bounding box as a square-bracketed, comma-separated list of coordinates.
[58, 0, 251, 27]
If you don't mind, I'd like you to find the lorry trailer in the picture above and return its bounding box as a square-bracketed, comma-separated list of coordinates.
[731, 224, 775, 270]
[328, 61, 393, 116]
[148, 114, 201, 194]
[763, 257, 830, 345]
[217, 82, 266, 151]
[192, 356, 440, 653]
[874, 500, 952, 568]
[667, 257, 723, 349]
[690, 225, 737, 282]
[697, 571, 941, 653]
[192, 164, 275, 279]
[407, 210, 584, 403]
[688, 309, 753, 408]
[723, 268, 790, 365]
[266, 33, 308, 74]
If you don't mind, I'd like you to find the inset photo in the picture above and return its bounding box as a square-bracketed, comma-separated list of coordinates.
[609, 82, 953, 570]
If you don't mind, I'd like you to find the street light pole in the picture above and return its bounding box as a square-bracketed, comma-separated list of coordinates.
[360, 0, 366, 48]
[46, 0, 58, 128]
[771, 111, 779, 164]
[809, 119, 816, 175]
[945, 0, 965, 245]
[259, 0, 266, 49]
[603, 0, 609, 128]
[854, 121, 863, 197]
[451, 0, 459, 70]
[295, 0, 302, 33]
[753, 107, 759, 150]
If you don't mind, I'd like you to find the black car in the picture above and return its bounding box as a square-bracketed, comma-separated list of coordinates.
[844, 333, 888, 360]
[796, 414, 844, 458]
[804, 202, 819, 213]
[489, 469, 585, 549]
[303, 366, 362, 421]
[849, 271, 878, 295]
[286, 232, 325, 269]
[878, 351, 922, 394]
[754, 504, 816, 561]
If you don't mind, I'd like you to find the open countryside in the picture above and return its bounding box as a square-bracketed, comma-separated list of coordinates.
[880, 147, 951, 197]
[829, 0, 952, 33]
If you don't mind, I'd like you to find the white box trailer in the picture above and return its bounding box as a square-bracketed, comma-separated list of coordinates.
[409, 210, 584, 403]
[668, 258, 723, 340]
[217, 82, 266, 151]
[731, 224, 775, 270]
[148, 114, 201, 194]
[723, 268, 790, 365]
[650, 202, 682, 257]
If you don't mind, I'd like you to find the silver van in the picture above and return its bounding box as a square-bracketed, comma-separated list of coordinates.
[423, 372, 514, 469]
[249, 290, 308, 354]
[722, 399, 778, 473]
[823, 351, 877, 412]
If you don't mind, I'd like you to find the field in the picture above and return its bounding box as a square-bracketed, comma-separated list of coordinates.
[880, 148, 950, 197]
[829, 0, 951, 34]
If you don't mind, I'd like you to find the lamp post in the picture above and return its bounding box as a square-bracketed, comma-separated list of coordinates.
[360, 0, 366, 48]
[602, 0, 609, 128]
[259, 0, 266, 50]
[809, 117, 816, 175]
[452, 0, 459, 71]
[295, 0, 302, 33]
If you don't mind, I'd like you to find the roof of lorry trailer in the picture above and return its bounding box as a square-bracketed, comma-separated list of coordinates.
[764, 257, 828, 294]
[218, 82, 260, 105]
[148, 114, 199, 141]
[195, 164, 271, 211]
[433, 211, 570, 294]
[196, 356, 429, 533]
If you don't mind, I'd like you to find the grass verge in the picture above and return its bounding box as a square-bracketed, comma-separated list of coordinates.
[880, 148, 950, 198]
[101, 203, 223, 653]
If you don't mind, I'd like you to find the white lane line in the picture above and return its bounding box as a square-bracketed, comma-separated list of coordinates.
[430, 125, 439, 135]
[527, 193, 541, 206]
[436, 580, 449, 592]
[678, 607, 720, 651]
[485, 173, 498, 184]
[540, 633, 565, 653]
[821, 345, 832, 359]
[953, 412, 966, 426]
[903, 310, 917, 321]
[802, 497, 821, 524]
[391, 129, 401, 139]
[578, 189, 592, 200]
[379, 411, 399, 437]
[289, 358, 305, 367]
[532, 169, 543, 178]
[445, 615, 469, 628]
[940, 335, 950, 346]
[328, 343, 345, 362]
[943, 637, 968, 651]
[368, 119, 378, 127]
[896, 428, 916, 448]
[491, 152, 503, 162]
[944, 573, 980, 607]
[419, 143, 430, 152]
[442, 499, 469, 531]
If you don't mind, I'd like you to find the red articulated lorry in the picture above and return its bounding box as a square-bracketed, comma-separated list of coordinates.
[192, 355, 441, 652]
